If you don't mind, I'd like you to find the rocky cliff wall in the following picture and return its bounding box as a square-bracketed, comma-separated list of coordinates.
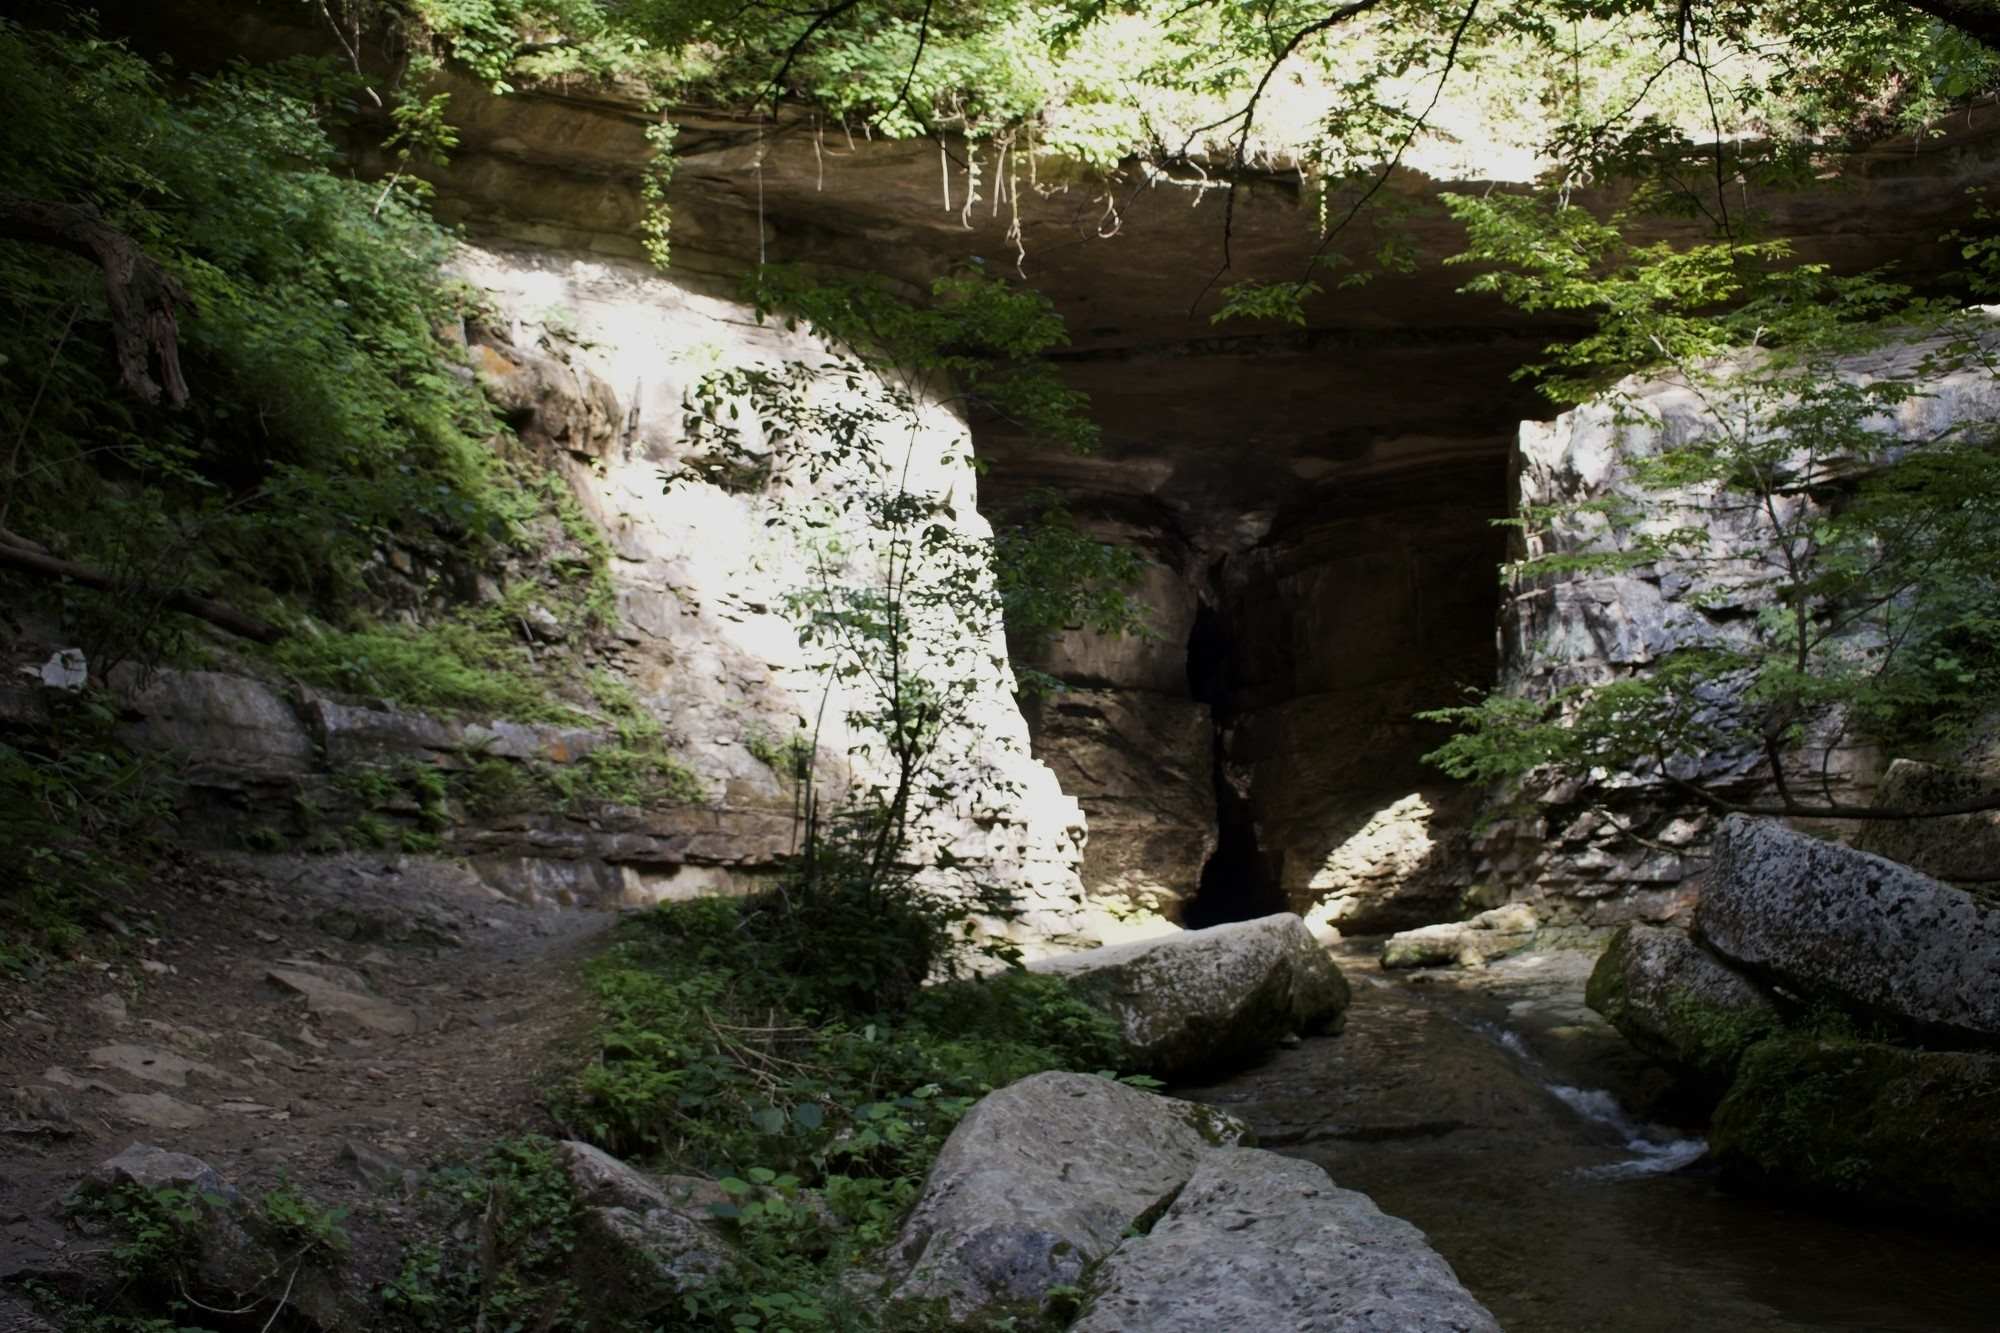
[74, 0, 2000, 937]
[1471, 328, 2000, 924]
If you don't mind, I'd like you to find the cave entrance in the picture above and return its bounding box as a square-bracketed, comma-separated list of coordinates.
[1181, 599, 1286, 929]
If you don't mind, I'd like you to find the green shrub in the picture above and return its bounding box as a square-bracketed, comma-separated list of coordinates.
[384, 1136, 586, 1332]
[0, 694, 177, 970]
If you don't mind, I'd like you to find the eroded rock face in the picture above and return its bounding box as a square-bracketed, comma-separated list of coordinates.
[1382, 904, 1538, 970]
[1021, 686, 1217, 921]
[1072, 1148, 1500, 1333]
[1584, 923, 1780, 1084]
[1027, 914, 1350, 1077]
[1697, 815, 2000, 1042]
[1710, 1037, 2000, 1221]
[890, 1071, 1245, 1319]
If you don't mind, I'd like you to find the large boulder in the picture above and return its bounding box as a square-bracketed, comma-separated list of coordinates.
[1382, 904, 1538, 970]
[1072, 1148, 1500, 1333]
[890, 1071, 1246, 1320]
[1854, 760, 2000, 886]
[1709, 1036, 2000, 1221]
[1585, 924, 1781, 1084]
[1697, 816, 2000, 1042]
[1027, 914, 1349, 1078]
[555, 1141, 732, 1301]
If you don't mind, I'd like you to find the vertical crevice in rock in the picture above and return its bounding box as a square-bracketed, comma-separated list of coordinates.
[1182, 591, 1284, 928]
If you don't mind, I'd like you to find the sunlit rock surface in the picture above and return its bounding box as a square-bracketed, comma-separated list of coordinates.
[1028, 913, 1350, 1077]
[1473, 328, 2000, 920]
[1381, 904, 1538, 970]
[449, 244, 1094, 944]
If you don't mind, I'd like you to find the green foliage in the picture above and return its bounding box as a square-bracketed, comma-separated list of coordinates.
[383, 1136, 585, 1330]
[272, 618, 577, 720]
[544, 742, 707, 808]
[1211, 279, 1321, 328]
[567, 898, 1127, 1166]
[0, 17, 529, 646]
[0, 694, 177, 970]
[76, 1182, 212, 1285]
[553, 898, 1128, 1330]
[260, 1180, 353, 1262]
[740, 263, 1098, 452]
[745, 724, 815, 780]
[993, 493, 1150, 651]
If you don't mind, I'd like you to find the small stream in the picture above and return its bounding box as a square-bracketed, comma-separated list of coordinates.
[1181, 944, 2000, 1331]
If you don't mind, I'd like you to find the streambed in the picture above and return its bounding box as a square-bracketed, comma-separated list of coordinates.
[1181, 944, 2000, 1331]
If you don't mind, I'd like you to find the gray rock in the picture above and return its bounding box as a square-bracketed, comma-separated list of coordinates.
[1028, 915, 1350, 1078]
[37, 647, 87, 691]
[113, 669, 314, 774]
[337, 1140, 418, 1192]
[1710, 1036, 2000, 1221]
[265, 964, 419, 1037]
[1698, 815, 2000, 1041]
[1584, 924, 1780, 1083]
[1382, 904, 1538, 969]
[112, 1093, 210, 1131]
[83, 1146, 364, 1329]
[890, 1071, 1245, 1319]
[556, 1141, 731, 1296]
[1073, 1148, 1500, 1333]
[87, 1044, 224, 1089]
[1854, 759, 2000, 885]
[91, 1143, 237, 1202]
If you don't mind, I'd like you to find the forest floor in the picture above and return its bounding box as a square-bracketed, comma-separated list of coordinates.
[0, 847, 616, 1308]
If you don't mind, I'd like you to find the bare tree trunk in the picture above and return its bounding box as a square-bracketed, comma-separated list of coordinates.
[0, 194, 190, 408]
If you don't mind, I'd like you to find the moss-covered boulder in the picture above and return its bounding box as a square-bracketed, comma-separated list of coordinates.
[1585, 924, 1781, 1086]
[1710, 1036, 2000, 1221]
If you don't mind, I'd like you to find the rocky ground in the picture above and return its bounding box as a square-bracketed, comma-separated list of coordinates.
[0, 848, 614, 1306]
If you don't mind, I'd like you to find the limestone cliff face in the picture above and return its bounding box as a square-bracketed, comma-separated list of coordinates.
[1472, 329, 2000, 923]
[452, 244, 1092, 944]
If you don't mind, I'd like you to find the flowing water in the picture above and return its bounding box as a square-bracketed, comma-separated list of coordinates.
[1181, 945, 2000, 1331]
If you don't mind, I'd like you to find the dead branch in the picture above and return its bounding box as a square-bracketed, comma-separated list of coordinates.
[0, 539, 282, 644]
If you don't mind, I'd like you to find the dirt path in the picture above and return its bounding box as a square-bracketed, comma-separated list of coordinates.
[0, 849, 619, 1303]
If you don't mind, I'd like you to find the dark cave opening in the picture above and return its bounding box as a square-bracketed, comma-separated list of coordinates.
[1181, 599, 1286, 929]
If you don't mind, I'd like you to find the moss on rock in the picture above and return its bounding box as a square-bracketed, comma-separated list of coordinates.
[1585, 924, 1780, 1088]
[1710, 1036, 2000, 1221]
